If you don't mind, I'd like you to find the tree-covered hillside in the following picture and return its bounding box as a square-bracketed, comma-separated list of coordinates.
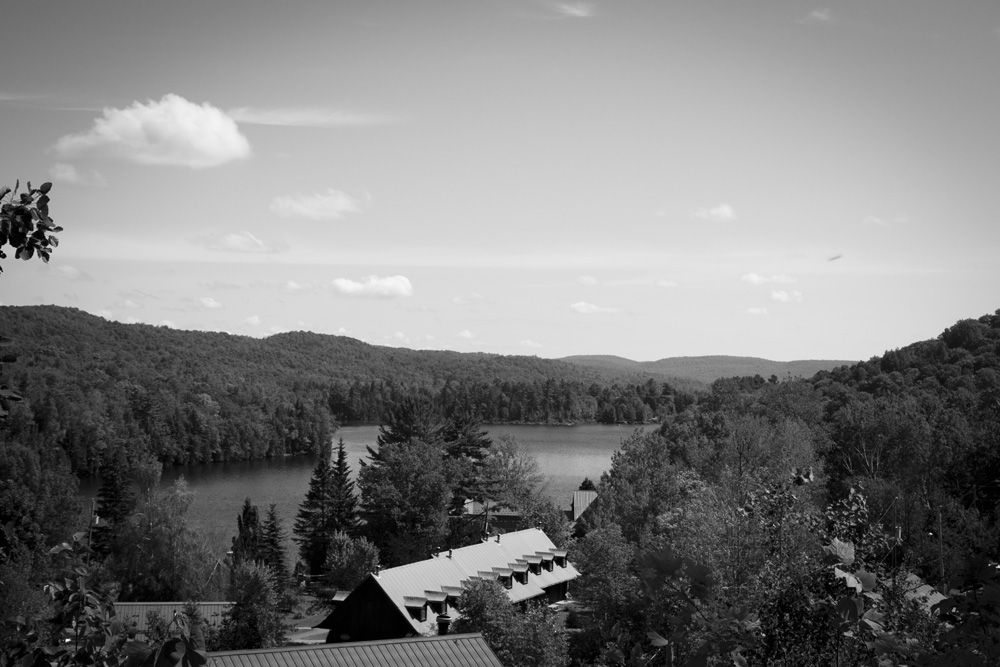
[561, 354, 857, 384]
[0, 305, 702, 475]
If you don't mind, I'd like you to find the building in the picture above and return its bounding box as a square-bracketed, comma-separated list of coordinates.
[210, 633, 503, 667]
[318, 528, 578, 643]
[571, 490, 598, 522]
[113, 601, 232, 639]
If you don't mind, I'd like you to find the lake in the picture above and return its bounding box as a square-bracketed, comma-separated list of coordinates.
[78, 424, 647, 553]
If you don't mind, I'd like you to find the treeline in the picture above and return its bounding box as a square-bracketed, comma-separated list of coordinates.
[328, 377, 698, 425]
[0, 305, 700, 475]
[567, 309, 1000, 665]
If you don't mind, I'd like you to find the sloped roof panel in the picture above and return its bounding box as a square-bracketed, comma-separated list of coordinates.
[210, 633, 503, 667]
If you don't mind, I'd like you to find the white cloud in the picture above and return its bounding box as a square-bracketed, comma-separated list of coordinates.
[334, 327, 350, 335]
[771, 290, 804, 303]
[283, 280, 311, 293]
[200, 296, 223, 309]
[228, 106, 400, 127]
[268, 325, 290, 335]
[457, 329, 476, 339]
[161, 320, 177, 328]
[801, 8, 833, 24]
[55, 265, 93, 282]
[98, 309, 113, 320]
[54, 94, 251, 168]
[48, 163, 107, 186]
[245, 315, 262, 326]
[571, 301, 618, 314]
[519, 339, 543, 348]
[123, 316, 141, 325]
[452, 292, 486, 305]
[270, 188, 360, 220]
[691, 203, 736, 221]
[203, 231, 285, 254]
[746, 307, 769, 316]
[552, 2, 597, 18]
[119, 299, 140, 309]
[578, 275, 599, 286]
[331, 275, 413, 298]
[741, 272, 798, 285]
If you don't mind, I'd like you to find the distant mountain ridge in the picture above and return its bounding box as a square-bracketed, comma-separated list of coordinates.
[560, 354, 858, 385]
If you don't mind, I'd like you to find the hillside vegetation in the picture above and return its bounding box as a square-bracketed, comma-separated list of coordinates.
[561, 354, 856, 384]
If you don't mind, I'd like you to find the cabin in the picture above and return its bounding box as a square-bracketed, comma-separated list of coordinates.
[210, 633, 503, 667]
[318, 528, 578, 643]
[571, 490, 598, 522]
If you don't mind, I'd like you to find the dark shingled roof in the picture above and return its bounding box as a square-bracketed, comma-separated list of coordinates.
[208, 633, 503, 667]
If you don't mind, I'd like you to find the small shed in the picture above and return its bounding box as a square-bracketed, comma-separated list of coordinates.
[113, 602, 231, 639]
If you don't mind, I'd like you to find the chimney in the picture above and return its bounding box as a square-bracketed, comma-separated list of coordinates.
[436, 614, 452, 635]
[495, 534, 500, 543]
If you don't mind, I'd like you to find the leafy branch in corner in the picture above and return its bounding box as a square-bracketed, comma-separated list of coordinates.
[0, 180, 61, 272]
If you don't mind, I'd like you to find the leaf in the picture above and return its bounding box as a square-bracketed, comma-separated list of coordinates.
[647, 630, 670, 647]
[835, 567, 862, 593]
[836, 596, 861, 623]
[731, 650, 748, 667]
[39, 182, 52, 194]
[823, 538, 855, 567]
[0, 186, 10, 199]
[856, 568, 878, 592]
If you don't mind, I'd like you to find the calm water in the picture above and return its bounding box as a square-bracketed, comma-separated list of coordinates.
[78, 424, 646, 553]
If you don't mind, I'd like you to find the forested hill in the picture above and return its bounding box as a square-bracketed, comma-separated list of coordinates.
[561, 354, 856, 384]
[0, 305, 703, 474]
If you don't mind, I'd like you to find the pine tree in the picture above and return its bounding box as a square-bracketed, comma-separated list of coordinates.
[93, 455, 136, 555]
[293, 442, 335, 575]
[231, 497, 262, 565]
[330, 438, 361, 535]
[260, 504, 289, 586]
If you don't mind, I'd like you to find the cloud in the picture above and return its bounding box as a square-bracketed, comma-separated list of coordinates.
[54, 94, 251, 168]
[800, 8, 833, 24]
[452, 292, 485, 305]
[571, 301, 618, 314]
[48, 163, 107, 186]
[270, 188, 360, 220]
[519, 339, 543, 348]
[657, 279, 679, 288]
[577, 275, 599, 286]
[331, 275, 413, 298]
[55, 265, 94, 282]
[203, 231, 286, 254]
[746, 307, 769, 316]
[552, 2, 597, 18]
[741, 272, 798, 285]
[118, 299, 140, 309]
[228, 106, 400, 127]
[334, 327, 350, 335]
[283, 280, 312, 293]
[457, 329, 476, 339]
[161, 320, 177, 328]
[245, 315, 262, 326]
[692, 203, 736, 221]
[771, 290, 804, 303]
[200, 296, 223, 309]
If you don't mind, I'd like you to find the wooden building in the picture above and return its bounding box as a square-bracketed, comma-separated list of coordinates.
[114, 601, 231, 640]
[210, 633, 503, 667]
[318, 528, 578, 643]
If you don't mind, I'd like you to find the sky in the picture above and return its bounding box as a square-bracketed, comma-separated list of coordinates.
[1, 0, 998, 362]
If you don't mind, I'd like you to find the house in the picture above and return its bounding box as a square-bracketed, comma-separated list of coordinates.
[209, 633, 503, 667]
[318, 528, 578, 643]
[113, 601, 232, 639]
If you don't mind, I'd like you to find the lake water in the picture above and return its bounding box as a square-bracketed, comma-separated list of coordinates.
[78, 424, 647, 553]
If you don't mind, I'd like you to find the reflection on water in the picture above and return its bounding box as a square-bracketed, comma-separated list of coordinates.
[78, 423, 647, 551]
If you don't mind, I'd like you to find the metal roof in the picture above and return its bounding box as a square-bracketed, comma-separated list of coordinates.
[363, 528, 578, 635]
[572, 490, 598, 521]
[114, 602, 232, 635]
[209, 633, 503, 667]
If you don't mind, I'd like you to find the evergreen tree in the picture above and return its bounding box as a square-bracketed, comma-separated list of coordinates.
[330, 438, 361, 534]
[260, 504, 289, 586]
[92, 454, 135, 555]
[231, 497, 261, 565]
[293, 442, 335, 575]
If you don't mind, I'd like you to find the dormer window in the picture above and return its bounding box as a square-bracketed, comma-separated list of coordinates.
[511, 563, 529, 584]
[403, 596, 428, 622]
[494, 568, 514, 590]
[552, 550, 568, 568]
[425, 591, 448, 616]
[525, 555, 542, 575]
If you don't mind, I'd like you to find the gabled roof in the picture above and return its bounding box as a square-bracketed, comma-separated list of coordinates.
[320, 528, 578, 636]
[209, 633, 503, 667]
[572, 490, 598, 521]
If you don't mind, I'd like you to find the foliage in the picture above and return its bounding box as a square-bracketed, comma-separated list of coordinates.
[358, 439, 452, 567]
[259, 505, 289, 587]
[230, 498, 261, 566]
[0, 532, 208, 667]
[102, 478, 223, 602]
[321, 531, 379, 592]
[293, 442, 359, 576]
[217, 561, 285, 651]
[0, 181, 60, 273]
[452, 579, 568, 667]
